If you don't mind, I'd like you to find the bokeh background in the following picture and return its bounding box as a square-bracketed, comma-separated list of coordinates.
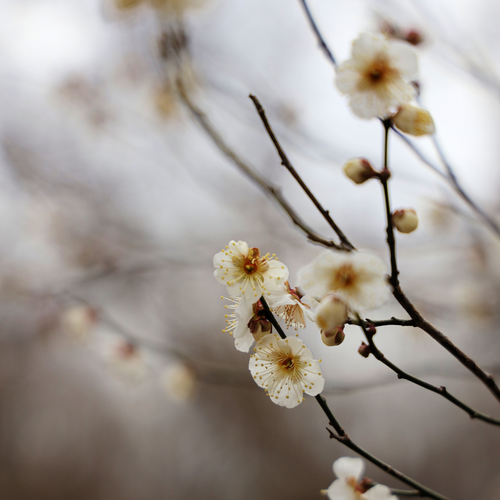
[0, 0, 500, 499]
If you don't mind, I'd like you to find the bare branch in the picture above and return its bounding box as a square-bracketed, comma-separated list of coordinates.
[249, 94, 355, 251]
[176, 80, 343, 250]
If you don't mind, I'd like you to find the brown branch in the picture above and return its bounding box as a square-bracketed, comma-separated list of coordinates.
[392, 286, 500, 404]
[176, 80, 343, 250]
[260, 298, 450, 499]
[298, 0, 337, 68]
[249, 94, 355, 251]
[357, 315, 500, 426]
[348, 316, 417, 328]
[381, 124, 500, 404]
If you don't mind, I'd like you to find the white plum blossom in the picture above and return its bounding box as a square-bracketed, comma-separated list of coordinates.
[297, 250, 389, 312]
[222, 297, 271, 352]
[327, 457, 398, 500]
[214, 241, 289, 304]
[336, 33, 417, 119]
[268, 281, 315, 330]
[249, 334, 325, 409]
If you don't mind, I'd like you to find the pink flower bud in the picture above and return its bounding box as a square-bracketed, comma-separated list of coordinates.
[343, 158, 377, 185]
[392, 104, 435, 136]
[321, 327, 345, 347]
[392, 208, 419, 234]
[358, 342, 371, 358]
[315, 295, 348, 331]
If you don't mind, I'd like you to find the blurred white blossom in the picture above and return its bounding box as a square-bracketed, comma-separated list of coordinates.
[327, 457, 398, 500]
[298, 251, 389, 311]
[336, 33, 417, 119]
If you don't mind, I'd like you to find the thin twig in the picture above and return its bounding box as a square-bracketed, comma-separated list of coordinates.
[176, 80, 343, 250]
[249, 94, 355, 251]
[394, 128, 500, 239]
[357, 315, 500, 426]
[298, 0, 337, 68]
[390, 489, 424, 497]
[260, 298, 450, 500]
[348, 316, 417, 328]
[392, 285, 500, 404]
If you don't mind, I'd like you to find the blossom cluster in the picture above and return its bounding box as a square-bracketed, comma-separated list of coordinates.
[213, 240, 389, 408]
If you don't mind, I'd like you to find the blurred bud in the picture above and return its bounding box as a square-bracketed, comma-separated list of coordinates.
[61, 305, 97, 342]
[315, 295, 348, 331]
[392, 104, 435, 136]
[343, 158, 377, 185]
[358, 342, 371, 358]
[393, 208, 419, 234]
[321, 327, 345, 347]
[114, 0, 143, 9]
[248, 311, 272, 342]
[405, 29, 424, 46]
[162, 363, 197, 402]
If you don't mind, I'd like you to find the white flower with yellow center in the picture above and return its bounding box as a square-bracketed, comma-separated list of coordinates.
[214, 241, 289, 303]
[327, 457, 398, 500]
[268, 281, 315, 330]
[336, 33, 417, 119]
[249, 334, 325, 409]
[297, 250, 389, 312]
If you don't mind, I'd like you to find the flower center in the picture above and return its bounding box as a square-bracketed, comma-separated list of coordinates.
[334, 263, 356, 289]
[242, 247, 263, 275]
[280, 357, 295, 370]
[359, 56, 398, 90]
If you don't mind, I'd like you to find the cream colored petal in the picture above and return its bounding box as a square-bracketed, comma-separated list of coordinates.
[303, 364, 325, 396]
[363, 484, 398, 500]
[336, 64, 363, 94]
[387, 41, 418, 78]
[352, 33, 386, 62]
[327, 479, 358, 500]
[234, 330, 254, 353]
[333, 457, 365, 482]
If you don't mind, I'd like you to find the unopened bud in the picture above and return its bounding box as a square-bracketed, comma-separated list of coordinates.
[248, 311, 272, 342]
[392, 104, 435, 136]
[405, 29, 423, 46]
[393, 208, 419, 234]
[358, 342, 371, 358]
[343, 158, 377, 185]
[321, 327, 345, 347]
[315, 295, 348, 331]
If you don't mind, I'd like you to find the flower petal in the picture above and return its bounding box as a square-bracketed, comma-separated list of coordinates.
[333, 457, 365, 482]
[327, 478, 358, 500]
[363, 484, 399, 500]
[387, 41, 418, 78]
